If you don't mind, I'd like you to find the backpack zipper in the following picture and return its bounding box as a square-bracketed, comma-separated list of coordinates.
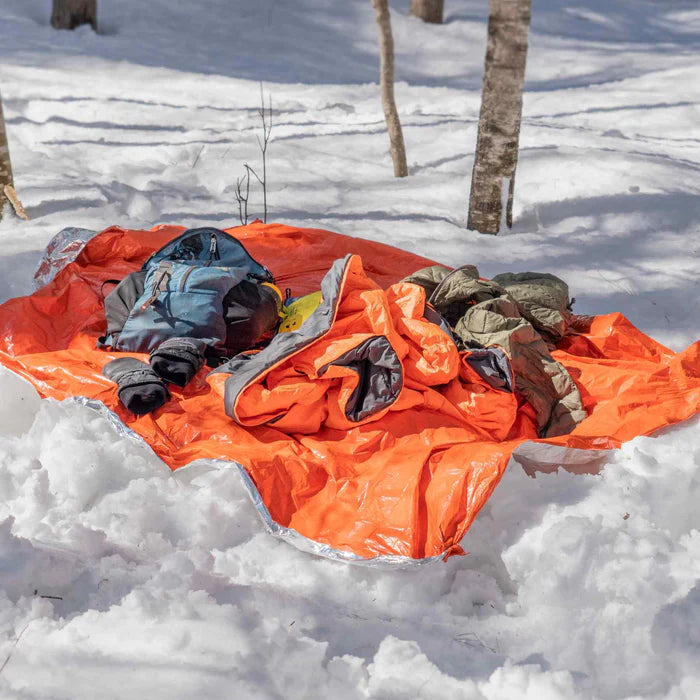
[142, 228, 268, 278]
[209, 232, 220, 261]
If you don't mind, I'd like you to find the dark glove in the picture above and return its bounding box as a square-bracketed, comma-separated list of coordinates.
[103, 357, 170, 415]
[149, 337, 206, 387]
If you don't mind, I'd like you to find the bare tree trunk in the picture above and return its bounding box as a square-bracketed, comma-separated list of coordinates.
[51, 0, 97, 30]
[410, 0, 444, 24]
[0, 92, 13, 219]
[371, 0, 408, 178]
[468, 0, 531, 234]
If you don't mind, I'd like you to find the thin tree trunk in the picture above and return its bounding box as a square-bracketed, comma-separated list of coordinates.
[371, 0, 408, 178]
[468, 0, 531, 234]
[51, 0, 97, 30]
[0, 92, 13, 219]
[410, 0, 444, 24]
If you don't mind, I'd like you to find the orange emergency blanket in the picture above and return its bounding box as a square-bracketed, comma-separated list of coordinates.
[1, 222, 698, 562]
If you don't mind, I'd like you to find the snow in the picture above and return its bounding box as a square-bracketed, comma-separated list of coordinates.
[0, 0, 699, 697]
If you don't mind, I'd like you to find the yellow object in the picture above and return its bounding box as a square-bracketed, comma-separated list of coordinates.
[261, 282, 284, 303]
[278, 291, 323, 333]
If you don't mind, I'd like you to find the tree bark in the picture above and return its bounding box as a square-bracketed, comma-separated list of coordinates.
[51, 0, 97, 30]
[0, 92, 13, 218]
[409, 0, 444, 24]
[371, 0, 408, 178]
[468, 0, 531, 234]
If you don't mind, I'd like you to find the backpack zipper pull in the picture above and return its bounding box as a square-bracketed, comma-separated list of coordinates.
[209, 233, 220, 261]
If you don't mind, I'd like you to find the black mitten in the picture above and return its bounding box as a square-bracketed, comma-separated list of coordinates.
[103, 357, 170, 415]
[149, 337, 206, 387]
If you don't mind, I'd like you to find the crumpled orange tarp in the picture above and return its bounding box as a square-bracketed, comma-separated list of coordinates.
[1, 222, 698, 561]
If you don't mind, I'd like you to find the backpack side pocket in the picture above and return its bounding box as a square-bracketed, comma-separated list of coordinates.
[98, 270, 147, 348]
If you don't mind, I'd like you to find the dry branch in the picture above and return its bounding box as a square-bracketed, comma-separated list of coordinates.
[235, 167, 251, 225]
[4, 185, 29, 220]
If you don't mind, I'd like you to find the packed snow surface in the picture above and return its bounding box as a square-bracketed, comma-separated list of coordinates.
[1, 0, 699, 697]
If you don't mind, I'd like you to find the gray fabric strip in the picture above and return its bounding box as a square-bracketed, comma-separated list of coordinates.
[463, 347, 514, 393]
[318, 335, 403, 422]
[212, 255, 352, 420]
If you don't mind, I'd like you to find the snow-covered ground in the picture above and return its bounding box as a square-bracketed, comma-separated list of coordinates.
[0, 0, 699, 697]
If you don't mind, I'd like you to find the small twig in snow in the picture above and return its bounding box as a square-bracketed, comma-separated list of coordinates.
[191, 145, 205, 169]
[454, 630, 498, 654]
[256, 83, 272, 223]
[235, 167, 251, 225]
[0, 622, 30, 675]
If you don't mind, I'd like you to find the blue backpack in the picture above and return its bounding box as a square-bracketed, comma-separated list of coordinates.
[100, 227, 276, 354]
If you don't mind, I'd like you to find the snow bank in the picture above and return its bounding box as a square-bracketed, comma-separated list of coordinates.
[0, 375, 698, 697]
